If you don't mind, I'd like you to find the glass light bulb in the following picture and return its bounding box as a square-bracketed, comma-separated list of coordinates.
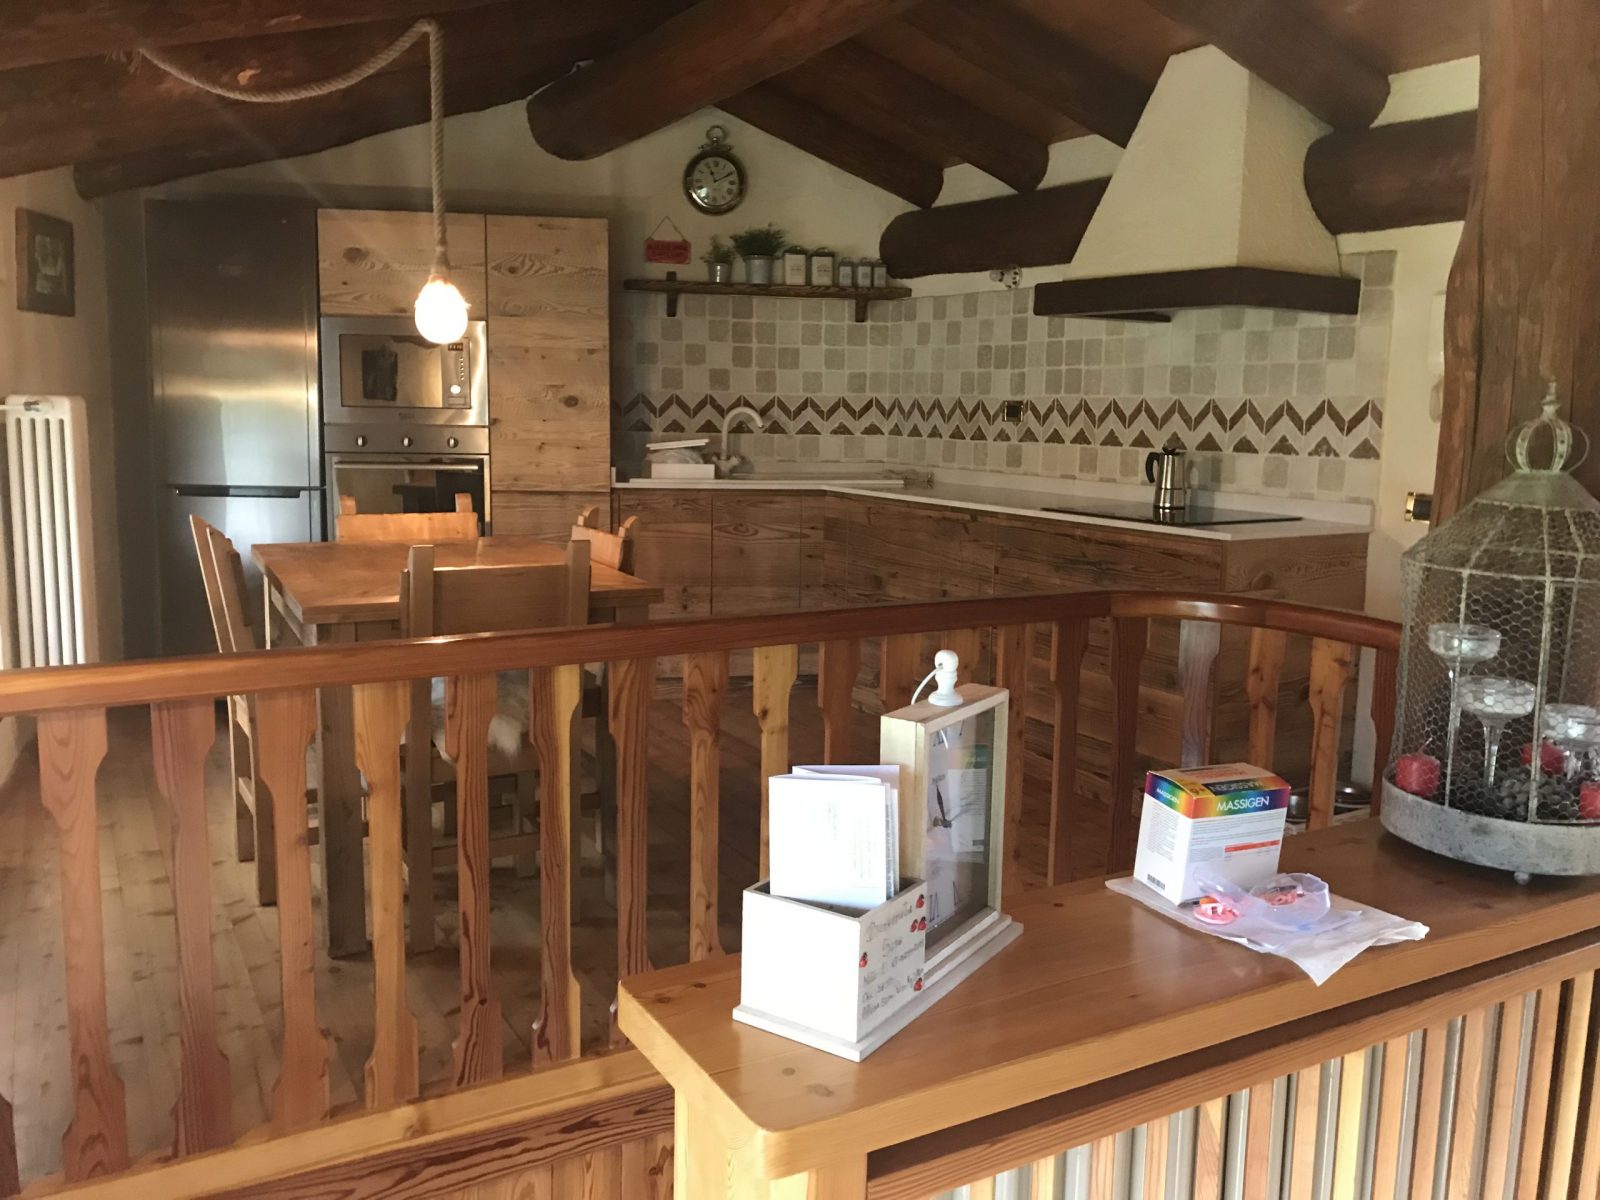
[414, 275, 469, 344]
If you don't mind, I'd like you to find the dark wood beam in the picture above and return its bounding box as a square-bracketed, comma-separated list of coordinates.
[720, 82, 943, 208]
[0, 0, 512, 72]
[784, 42, 1047, 193]
[1033, 268, 1359, 318]
[879, 178, 1108, 277]
[72, 33, 605, 196]
[1437, 0, 1600, 514]
[901, 0, 1150, 146]
[0, 4, 630, 181]
[1305, 111, 1476, 235]
[1138, 0, 1389, 130]
[525, 0, 920, 161]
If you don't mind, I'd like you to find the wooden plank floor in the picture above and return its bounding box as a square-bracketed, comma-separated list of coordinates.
[0, 678, 1060, 1184]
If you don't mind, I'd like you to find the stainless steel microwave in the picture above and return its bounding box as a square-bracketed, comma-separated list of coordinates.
[319, 315, 488, 427]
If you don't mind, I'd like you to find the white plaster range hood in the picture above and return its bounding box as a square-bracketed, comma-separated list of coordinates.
[1033, 46, 1360, 320]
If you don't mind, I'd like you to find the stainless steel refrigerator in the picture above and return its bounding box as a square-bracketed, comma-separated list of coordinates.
[149, 198, 322, 656]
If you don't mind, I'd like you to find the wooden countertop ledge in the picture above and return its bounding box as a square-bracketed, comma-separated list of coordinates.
[617, 822, 1600, 1180]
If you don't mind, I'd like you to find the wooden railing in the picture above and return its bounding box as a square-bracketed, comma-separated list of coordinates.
[0, 589, 1399, 1195]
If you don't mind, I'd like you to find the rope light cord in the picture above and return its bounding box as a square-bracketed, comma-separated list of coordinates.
[140, 19, 450, 267]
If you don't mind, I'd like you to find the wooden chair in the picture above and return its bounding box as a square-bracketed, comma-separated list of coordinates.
[571, 505, 638, 573]
[336, 492, 479, 544]
[398, 538, 593, 951]
[189, 515, 276, 904]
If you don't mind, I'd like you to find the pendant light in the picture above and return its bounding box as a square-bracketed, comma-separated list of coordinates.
[143, 19, 466, 343]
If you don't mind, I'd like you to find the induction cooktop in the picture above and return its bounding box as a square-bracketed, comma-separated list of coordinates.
[1040, 498, 1303, 527]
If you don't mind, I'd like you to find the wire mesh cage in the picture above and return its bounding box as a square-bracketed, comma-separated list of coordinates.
[1382, 390, 1600, 879]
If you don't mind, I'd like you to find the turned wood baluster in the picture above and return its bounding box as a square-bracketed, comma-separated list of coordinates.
[1048, 619, 1089, 886]
[446, 671, 503, 1085]
[880, 633, 924, 712]
[1547, 973, 1595, 1199]
[530, 664, 583, 1067]
[354, 680, 419, 1107]
[37, 708, 128, 1182]
[610, 655, 655, 1045]
[1176, 620, 1222, 767]
[151, 698, 232, 1155]
[1107, 617, 1148, 871]
[255, 688, 330, 1132]
[684, 651, 729, 962]
[0, 1096, 16, 1197]
[940, 627, 984, 682]
[818, 638, 861, 763]
[1307, 638, 1355, 830]
[1370, 647, 1399, 816]
[753, 644, 798, 877]
[1245, 627, 1288, 770]
[994, 624, 1029, 898]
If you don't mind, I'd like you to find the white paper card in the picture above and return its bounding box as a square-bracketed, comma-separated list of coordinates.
[769, 766, 900, 911]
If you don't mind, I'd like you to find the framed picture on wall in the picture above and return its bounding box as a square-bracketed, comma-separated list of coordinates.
[15, 208, 75, 317]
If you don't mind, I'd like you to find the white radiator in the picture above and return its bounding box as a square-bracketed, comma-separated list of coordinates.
[1, 395, 97, 667]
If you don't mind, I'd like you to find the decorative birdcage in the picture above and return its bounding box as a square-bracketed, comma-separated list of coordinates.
[1383, 388, 1600, 880]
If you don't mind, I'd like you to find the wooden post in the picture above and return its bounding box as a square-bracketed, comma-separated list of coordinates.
[684, 651, 730, 961]
[753, 644, 799, 877]
[530, 664, 584, 1067]
[1436, 0, 1600, 516]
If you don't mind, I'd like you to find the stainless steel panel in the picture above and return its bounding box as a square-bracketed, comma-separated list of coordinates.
[324, 452, 487, 536]
[320, 316, 488, 428]
[159, 486, 318, 657]
[323, 424, 488, 455]
[148, 198, 319, 488]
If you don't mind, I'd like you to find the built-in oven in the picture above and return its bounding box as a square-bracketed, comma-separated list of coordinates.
[320, 315, 487, 428]
[323, 425, 491, 536]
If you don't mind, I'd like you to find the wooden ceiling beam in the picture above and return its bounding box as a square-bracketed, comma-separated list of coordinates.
[902, 0, 1150, 146]
[720, 83, 943, 208]
[879, 178, 1110, 278]
[71, 32, 607, 197]
[1138, 0, 1389, 130]
[1304, 110, 1475, 234]
[0, 5, 630, 181]
[784, 42, 1048, 192]
[525, 0, 922, 161]
[0, 0, 512, 73]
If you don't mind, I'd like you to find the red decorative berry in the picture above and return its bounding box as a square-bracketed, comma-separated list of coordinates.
[910, 921, 919, 933]
[918, 917, 927, 931]
[859, 953, 868, 968]
[913, 977, 924, 992]
[915, 895, 925, 909]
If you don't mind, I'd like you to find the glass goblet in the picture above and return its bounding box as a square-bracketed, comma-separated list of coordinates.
[1427, 623, 1502, 803]
[1459, 676, 1537, 793]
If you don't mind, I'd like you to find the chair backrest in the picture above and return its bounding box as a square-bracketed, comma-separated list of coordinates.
[337, 492, 479, 544]
[570, 505, 638, 573]
[402, 539, 592, 638]
[189, 515, 255, 654]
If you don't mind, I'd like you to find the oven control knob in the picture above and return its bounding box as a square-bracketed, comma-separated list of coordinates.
[355, 434, 367, 448]
[447, 436, 459, 449]
[401, 435, 413, 448]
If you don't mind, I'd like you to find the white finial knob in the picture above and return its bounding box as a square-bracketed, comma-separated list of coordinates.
[928, 649, 963, 707]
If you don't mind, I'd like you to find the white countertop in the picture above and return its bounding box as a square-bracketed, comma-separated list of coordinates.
[611, 467, 1373, 542]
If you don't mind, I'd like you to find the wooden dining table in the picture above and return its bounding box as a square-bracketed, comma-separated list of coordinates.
[253, 535, 663, 958]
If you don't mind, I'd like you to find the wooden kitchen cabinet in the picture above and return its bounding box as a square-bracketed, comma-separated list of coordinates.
[711, 494, 807, 615]
[316, 208, 487, 314]
[612, 492, 714, 621]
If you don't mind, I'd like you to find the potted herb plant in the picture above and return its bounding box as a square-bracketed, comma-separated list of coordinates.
[702, 235, 736, 284]
[731, 224, 786, 286]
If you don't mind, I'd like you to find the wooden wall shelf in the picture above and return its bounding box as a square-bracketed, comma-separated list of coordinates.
[623, 275, 912, 322]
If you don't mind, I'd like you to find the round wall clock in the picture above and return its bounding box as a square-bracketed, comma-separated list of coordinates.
[683, 125, 746, 215]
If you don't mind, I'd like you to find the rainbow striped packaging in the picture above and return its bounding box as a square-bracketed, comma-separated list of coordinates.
[1133, 763, 1292, 904]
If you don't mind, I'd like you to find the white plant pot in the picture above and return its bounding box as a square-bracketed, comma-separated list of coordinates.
[744, 256, 775, 286]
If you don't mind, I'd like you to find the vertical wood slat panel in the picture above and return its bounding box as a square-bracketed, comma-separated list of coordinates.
[1447, 1006, 1492, 1200]
[1410, 1022, 1451, 1200]
[685, 652, 729, 962]
[0, 1095, 16, 1197]
[1480, 996, 1528, 1199]
[1089, 1134, 1118, 1197]
[1546, 972, 1594, 1200]
[995, 624, 1029, 899]
[753, 644, 798, 878]
[1287, 1066, 1321, 1200]
[446, 671, 503, 1086]
[150, 698, 232, 1155]
[37, 709, 128, 1181]
[1246, 627, 1288, 770]
[1306, 639, 1355, 830]
[1107, 617, 1148, 872]
[405, 675, 436, 955]
[1369, 647, 1399, 816]
[818, 638, 860, 764]
[1049, 619, 1089, 886]
[1192, 1097, 1225, 1198]
[1575, 970, 1600, 1200]
[1242, 1080, 1277, 1199]
[611, 656, 655, 1045]
[1028, 1151, 1061, 1200]
[1369, 1034, 1412, 1198]
[354, 680, 420, 1108]
[255, 688, 331, 1132]
[531, 664, 583, 1067]
[1332, 1049, 1367, 1200]
[1143, 1113, 1170, 1200]
[1514, 984, 1559, 1198]
[880, 633, 923, 713]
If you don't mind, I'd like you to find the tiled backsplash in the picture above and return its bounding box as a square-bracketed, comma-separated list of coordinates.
[613, 251, 1395, 502]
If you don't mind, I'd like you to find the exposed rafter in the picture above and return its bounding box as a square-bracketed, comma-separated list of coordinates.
[783, 41, 1047, 192]
[1305, 110, 1475, 234]
[720, 82, 943, 208]
[902, 0, 1151, 146]
[525, 0, 922, 161]
[1139, 0, 1390, 129]
[0, 5, 626, 182]
[879, 178, 1110, 277]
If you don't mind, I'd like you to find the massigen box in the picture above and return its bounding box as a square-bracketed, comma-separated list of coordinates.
[1133, 763, 1291, 903]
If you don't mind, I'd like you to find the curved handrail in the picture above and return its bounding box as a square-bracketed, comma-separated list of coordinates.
[0, 589, 1399, 718]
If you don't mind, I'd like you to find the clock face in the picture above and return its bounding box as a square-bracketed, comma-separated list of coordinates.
[685, 152, 745, 214]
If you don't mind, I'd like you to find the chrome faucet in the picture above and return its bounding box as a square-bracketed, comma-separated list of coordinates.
[713, 405, 764, 476]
